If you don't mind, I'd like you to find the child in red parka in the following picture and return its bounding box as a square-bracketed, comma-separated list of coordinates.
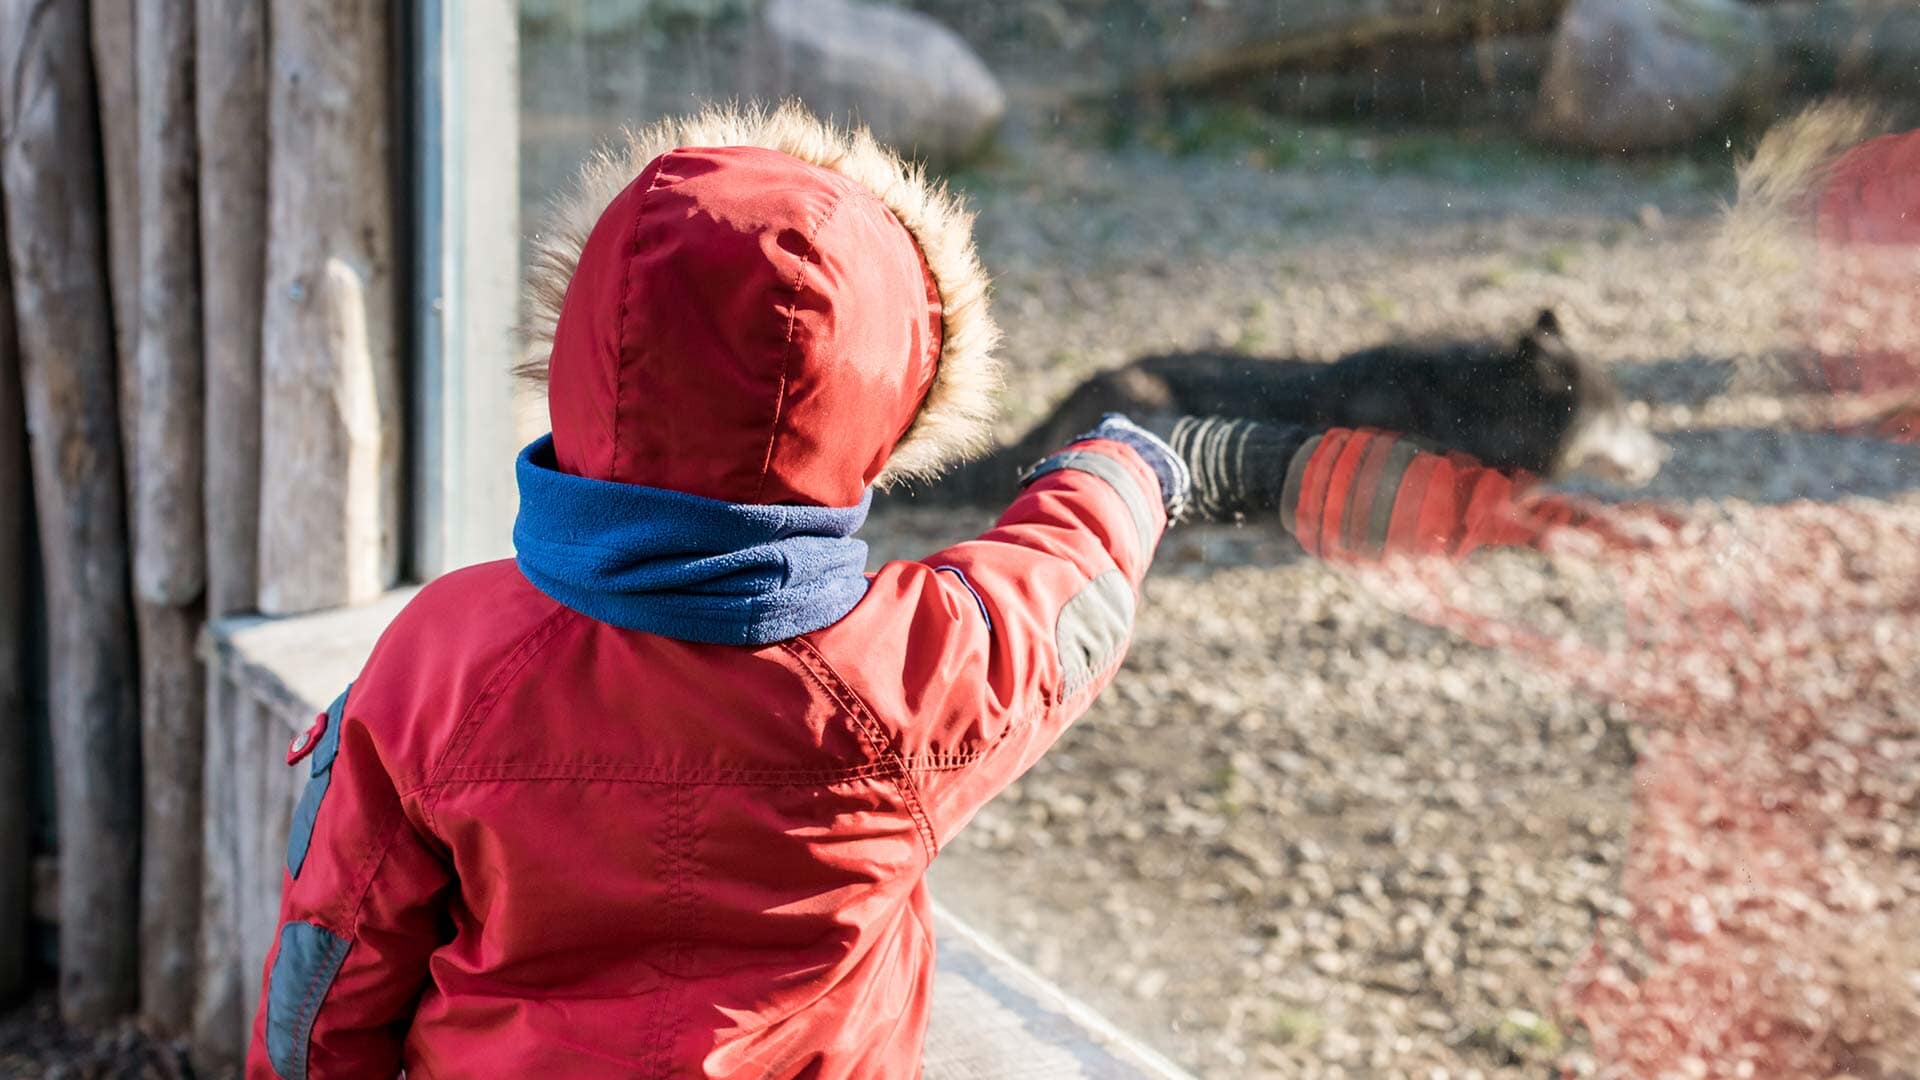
[248, 104, 1192, 1080]
[248, 104, 1604, 1080]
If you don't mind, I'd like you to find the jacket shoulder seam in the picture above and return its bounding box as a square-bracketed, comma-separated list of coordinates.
[407, 605, 579, 814]
[780, 637, 941, 861]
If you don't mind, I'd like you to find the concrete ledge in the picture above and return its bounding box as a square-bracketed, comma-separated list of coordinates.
[927, 904, 1191, 1079]
[202, 589, 1192, 1080]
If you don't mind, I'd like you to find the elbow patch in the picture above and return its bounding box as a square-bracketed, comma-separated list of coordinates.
[286, 685, 350, 879]
[266, 921, 351, 1079]
[1055, 569, 1136, 698]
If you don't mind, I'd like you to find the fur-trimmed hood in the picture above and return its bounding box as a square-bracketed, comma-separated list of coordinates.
[520, 102, 1002, 504]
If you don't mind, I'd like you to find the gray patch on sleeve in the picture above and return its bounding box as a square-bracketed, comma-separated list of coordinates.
[1019, 450, 1157, 557]
[1055, 570, 1137, 699]
[287, 686, 350, 879]
[266, 921, 351, 1079]
[284, 770, 332, 881]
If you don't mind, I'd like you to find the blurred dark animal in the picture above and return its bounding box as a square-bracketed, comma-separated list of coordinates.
[911, 309, 1667, 506]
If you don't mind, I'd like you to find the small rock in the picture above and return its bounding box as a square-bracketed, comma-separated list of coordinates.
[1132, 968, 1169, 1000]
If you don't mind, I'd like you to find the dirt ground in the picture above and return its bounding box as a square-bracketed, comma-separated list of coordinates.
[0, 993, 192, 1079]
[518, 46, 1914, 1074]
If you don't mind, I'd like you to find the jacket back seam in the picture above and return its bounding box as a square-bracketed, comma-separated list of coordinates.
[415, 757, 985, 787]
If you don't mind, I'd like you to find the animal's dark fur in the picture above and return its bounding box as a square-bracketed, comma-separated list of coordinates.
[908, 310, 1661, 506]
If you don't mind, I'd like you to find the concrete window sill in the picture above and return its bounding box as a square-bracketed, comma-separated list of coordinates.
[203, 590, 1189, 1080]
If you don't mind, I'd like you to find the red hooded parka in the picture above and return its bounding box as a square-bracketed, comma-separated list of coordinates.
[246, 109, 1168, 1079]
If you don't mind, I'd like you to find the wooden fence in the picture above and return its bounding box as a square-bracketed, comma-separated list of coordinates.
[0, 0, 403, 1059]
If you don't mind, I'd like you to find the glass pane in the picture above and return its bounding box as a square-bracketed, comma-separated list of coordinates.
[515, 3, 1920, 1077]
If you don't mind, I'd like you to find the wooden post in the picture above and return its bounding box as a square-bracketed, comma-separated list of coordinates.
[135, 1, 204, 612]
[258, 0, 402, 614]
[130, 0, 207, 1035]
[0, 0, 143, 1027]
[0, 201, 29, 1008]
[194, 673, 244, 1063]
[90, 0, 141, 465]
[231, 688, 271, 1026]
[133, 606, 203, 1031]
[198, 0, 267, 619]
[193, 0, 267, 1057]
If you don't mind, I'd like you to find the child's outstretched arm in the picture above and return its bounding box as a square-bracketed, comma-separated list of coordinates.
[847, 415, 1605, 851]
[245, 686, 451, 1079]
[828, 417, 1186, 848]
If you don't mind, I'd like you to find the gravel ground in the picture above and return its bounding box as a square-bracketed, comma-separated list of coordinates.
[864, 126, 1919, 1078]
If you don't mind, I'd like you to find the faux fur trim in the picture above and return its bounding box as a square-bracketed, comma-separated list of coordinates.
[519, 101, 1004, 489]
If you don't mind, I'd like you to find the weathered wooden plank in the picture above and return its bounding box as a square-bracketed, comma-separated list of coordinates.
[0, 0, 143, 1027]
[192, 1, 268, 1059]
[135, 603, 205, 1034]
[89, 0, 140, 468]
[89, 5, 166, 1028]
[190, 672, 243, 1070]
[30, 856, 55, 925]
[131, 0, 207, 1036]
[232, 686, 308, 1043]
[197, 0, 266, 618]
[134, 0, 205, 608]
[0, 196, 29, 1007]
[230, 688, 271, 1033]
[258, 0, 402, 614]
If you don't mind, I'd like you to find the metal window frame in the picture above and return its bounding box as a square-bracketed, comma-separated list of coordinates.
[410, 0, 521, 579]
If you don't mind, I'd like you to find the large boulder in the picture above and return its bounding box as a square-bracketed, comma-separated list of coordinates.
[742, 0, 1006, 166]
[1533, 0, 1769, 152]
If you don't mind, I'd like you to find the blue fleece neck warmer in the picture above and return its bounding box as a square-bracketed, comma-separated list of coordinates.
[513, 436, 872, 646]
